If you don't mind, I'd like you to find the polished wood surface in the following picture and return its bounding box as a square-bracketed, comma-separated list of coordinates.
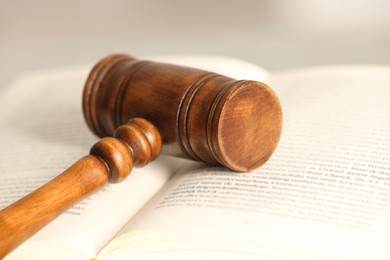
[84, 54, 282, 171]
[0, 118, 161, 258]
[0, 54, 282, 257]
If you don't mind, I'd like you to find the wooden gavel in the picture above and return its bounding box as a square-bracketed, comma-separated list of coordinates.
[0, 54, 282, 257]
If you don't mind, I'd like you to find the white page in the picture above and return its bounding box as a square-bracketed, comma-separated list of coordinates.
[0, 55, 269, 259]
[99, 66, 390, 260]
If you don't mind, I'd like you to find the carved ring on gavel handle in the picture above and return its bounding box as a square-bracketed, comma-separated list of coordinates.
[0, 118, 161, 258]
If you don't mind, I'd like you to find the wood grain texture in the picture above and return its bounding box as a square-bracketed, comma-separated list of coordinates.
[0, 118, 161, 258]
[83, 54, 283, 171]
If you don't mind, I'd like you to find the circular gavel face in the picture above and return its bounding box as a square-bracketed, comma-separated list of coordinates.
[208, 81, 282, 172]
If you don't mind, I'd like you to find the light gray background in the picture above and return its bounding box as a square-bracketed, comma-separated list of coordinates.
[1, 0, 390, 90]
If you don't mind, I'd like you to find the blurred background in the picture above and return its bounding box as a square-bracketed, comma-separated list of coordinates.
[1, 0, 390, 90]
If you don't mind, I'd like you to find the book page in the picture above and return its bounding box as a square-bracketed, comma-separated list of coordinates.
[99, 66, 390, 260]
[0, 55, 268, 259]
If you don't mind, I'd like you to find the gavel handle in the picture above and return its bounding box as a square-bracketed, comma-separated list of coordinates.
[0, 156, 109, 257]
[0, 118, 161, 258]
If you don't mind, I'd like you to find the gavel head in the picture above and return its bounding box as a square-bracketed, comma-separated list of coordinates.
[83, 54, 282, 172]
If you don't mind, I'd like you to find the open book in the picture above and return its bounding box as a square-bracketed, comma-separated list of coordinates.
[1, 55, 390, 259]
